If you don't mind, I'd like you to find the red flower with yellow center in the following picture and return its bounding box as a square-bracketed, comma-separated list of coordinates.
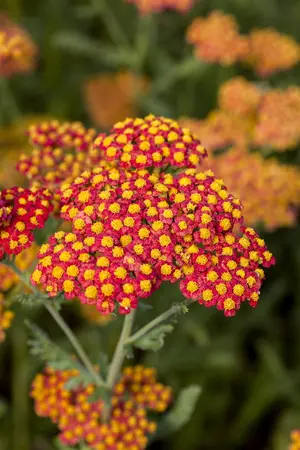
[16, 120, 106, 196]
[93, 114, 207, 170]
[0, 187, 52, 259]
[32, 163, 274, 317]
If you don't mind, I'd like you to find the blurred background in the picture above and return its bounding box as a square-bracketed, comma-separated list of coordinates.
[1, 0, 300, 449]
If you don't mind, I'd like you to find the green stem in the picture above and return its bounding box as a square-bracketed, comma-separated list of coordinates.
[134, 14, 153, 72]
[106, 310, 136, 389]
[8, 262, 106, 388]
[92, 0, 130, 49]
[126, 303, 187, 345]
[151, 57, 207, 96]
[0, 77, 21, 123]
[11, 311, 30, 450]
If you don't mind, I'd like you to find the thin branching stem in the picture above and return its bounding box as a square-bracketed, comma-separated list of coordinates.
[7, 261, 107, 389]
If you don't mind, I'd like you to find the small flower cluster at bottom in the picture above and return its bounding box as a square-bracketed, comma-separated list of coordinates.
[290, 430, 300, 449]
[31, 365, 172, 450]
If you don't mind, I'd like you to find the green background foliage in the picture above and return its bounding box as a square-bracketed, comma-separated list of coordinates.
[1, 0, 300, 449]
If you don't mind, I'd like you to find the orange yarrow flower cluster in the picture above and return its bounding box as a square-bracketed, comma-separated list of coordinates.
[83, 72, 149, 129]
[31, 365, 172, 449]
[126, 0, 194, 14]
[187, 11, 249, 66]
[93, 115, 207, 170]
[17, 120, 104, 194]
[203, 147, 300, 229]
[0, 187, 52, 259]
[187, 12, 300, 75]
[32, 160, 274, 317]
[182, 79, 300, 152]
[180, 112, 251, 151]
[253, 87, 300, 150]
[246, 28, 300, 77]
[218, 77, 262, 117]
[0, 14, 37, 77]
[290, 430, 300, 450]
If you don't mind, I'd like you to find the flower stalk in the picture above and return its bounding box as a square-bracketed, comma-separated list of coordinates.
[5, 260, 107, 389]
[126, 302, 188, 346]
[107, 309, 137, 389]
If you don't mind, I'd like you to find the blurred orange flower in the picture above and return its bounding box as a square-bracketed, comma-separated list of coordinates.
[218, 76, 262, 117]
[290, 430, 300, 450]
[83, 71, 148, 129]
[253, 87, 300, 150]
[80, 303, 113, 326]
[180, 111, 251, 151]
[0, 14, 37, 78]
[126, 0, 194, 14]
[246, 28, 299, 77]
[187, 11, 249, 66]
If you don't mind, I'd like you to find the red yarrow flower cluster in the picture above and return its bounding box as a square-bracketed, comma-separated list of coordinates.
[290, 430, 300, 450]
[31, 164, 274, 317]
[0, 187, 52, 259]
[126, 0, 194, 14]
[31, 365, 172, 449]
[186, 11, 249, 66]
[93, 114, 207, 170]
[0, 14, 37, 78]
[17, 120, 104, 195]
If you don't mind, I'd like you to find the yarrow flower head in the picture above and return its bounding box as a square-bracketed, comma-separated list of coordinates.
[83, 72, 149, 129]
[218, 77, 262, 117]
[16, 120, 105, 195]
[203, 147, 300, 229]
[32, 162, 274, 317]
[253, 87, 300, 150]
[31, 364, 172, 449]
[0, 244, 38, 341]
[0, 187, 52, 259]
[0, 14, 37, 78]
[179, 112, 251, 151]
[93, 114, 207, 170]
[246, 28, 300, 77]
[126, 0, 194, 14]
[186, 11, 249, 66]
[290, 430, 300, 450]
